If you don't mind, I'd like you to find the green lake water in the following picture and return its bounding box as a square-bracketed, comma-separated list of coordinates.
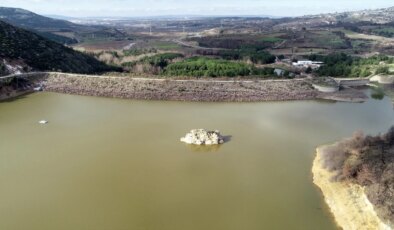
[1, 91, 393, 230]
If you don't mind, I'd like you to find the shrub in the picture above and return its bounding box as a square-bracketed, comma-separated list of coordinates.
[319, 127, 394, 224]
[376, 66, 390, 75]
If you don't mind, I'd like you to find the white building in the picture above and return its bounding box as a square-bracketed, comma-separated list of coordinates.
[292, 60, 324, 69]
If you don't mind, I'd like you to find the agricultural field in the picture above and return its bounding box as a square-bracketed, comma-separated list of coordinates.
[55, 11, 394, 78]
[188, 34, 285, 50]
[73, 40, 134, 51]
[259, 37, 284, 43]
[372, 26, 394, 37]
[311, 31, 350, 49]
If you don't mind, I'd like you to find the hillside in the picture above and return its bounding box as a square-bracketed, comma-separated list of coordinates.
[0, 20, 117, 74]
[0, 7, 81, 31]
[0, 7, 83, 44]
[0, 7, 129, 44]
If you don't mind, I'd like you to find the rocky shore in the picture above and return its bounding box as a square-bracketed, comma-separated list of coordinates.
[41, 73, 318, 102]
[313, 146, 392, 230]
[0, 72, 372, 102]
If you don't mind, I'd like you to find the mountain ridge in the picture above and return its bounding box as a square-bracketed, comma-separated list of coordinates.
[0, 20, 118, 75]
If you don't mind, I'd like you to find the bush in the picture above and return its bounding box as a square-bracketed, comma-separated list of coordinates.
[319, 127, 394, 224]
[376, 66, 390, 75]
[140, 53, 183, 68]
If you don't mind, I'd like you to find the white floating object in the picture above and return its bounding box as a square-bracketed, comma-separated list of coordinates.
[39, 120, 48, 124]
[33, 86, 43, 91]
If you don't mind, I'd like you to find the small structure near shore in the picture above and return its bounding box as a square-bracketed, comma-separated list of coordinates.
[370, 75, 394, 85]
[311, 77, 339, 93]
[180, 129, 224, 145]
[33, 85, 43, 91]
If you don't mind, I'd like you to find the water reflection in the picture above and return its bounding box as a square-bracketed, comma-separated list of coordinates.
[370, 87, 385, 100]
[373, 84, 394, 106]
[186, 135, 232, 152]
[187, 144, 222, 152]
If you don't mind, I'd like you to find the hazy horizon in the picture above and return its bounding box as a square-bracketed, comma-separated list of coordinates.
[0, 0, 393, 18]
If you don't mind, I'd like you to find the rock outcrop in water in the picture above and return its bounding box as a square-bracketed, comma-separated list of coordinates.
[180, 129, 224, 145]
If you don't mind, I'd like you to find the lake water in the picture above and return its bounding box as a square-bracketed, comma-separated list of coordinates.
[1, 91, 393, 230]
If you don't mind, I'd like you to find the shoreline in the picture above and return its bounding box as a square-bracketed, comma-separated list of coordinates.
[312, 147, 391, 230]
[1, 72, 369, 102]
[43, 73, 317, 102]
[0, 89, 33, 101]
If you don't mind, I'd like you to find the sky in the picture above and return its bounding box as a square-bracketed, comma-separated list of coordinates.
[0, 0, 393, 17]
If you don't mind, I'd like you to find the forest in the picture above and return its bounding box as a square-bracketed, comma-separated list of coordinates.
[163, 57, 275, 77]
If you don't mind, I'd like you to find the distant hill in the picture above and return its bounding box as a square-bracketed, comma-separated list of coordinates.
[44, 15, 77, 21]
[0, 7, 83, 44]
[267, 6, 394, 32]
[322, 7, 394, 24]
[0, 7, 82, 31]
[0, 20, 118, 74]
[0, 7, 129, 44]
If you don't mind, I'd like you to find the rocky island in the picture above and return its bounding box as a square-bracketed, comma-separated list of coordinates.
[313, 127, 394, 230]
[180, 129, 224, 145]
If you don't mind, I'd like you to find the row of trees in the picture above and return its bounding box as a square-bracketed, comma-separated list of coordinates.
[164, 57, 252, 77]
[121, 53, 184, 75]
[218, 49, 276, 65]
[375, 30, 394, 38]
[123, 48, 158, 56]
[139, 53, 184, 69]
[309, 53, 394, 77]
